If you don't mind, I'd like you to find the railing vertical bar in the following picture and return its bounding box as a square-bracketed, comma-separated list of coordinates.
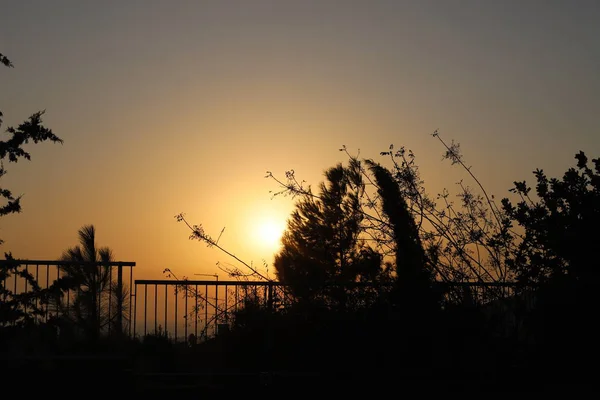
[108, 265, 112, 336]
[215, 283, 218, 334]
[225, 284, 228, 324]
[24, 264, 28, 297]
[204, 284, 208, 340]
[21, 264, 28, 316]
[195, 284, 198, 339]
[35, 264, 39, 312]
[46, 264, 50, 321]
[268, 282, 273, 311]
[98, 264, 101, 334]
[164, 285, 168, 335]
[185, 284, 188, 343]
[66, 272, 70, 314]
[133, 283, 137, 338]
[116, 264, 123, 336]
[129, 266, 133, 337]
[144, 284, 148, 337]
[154, 284, 158, 334]
[12, 265, 17, 327]
[175, 286, 178, 341]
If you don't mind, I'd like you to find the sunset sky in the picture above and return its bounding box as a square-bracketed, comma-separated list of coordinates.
[1, 0, 599, 281]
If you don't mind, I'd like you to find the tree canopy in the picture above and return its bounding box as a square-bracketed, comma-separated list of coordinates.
[274, 159, 389, 309]
[1, 52, 63, 245]
[1, 52, 62, 332]
[56, 224, 129, 340]
[502, 151, 600, 285]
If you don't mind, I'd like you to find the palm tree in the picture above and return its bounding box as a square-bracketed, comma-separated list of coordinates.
[56, 225, 128, 341]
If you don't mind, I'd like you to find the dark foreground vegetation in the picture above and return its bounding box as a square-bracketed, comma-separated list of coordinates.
[2, 51, 599, 394]
[3, 143, 598, 394]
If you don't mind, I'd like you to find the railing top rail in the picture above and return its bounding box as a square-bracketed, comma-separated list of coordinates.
[440, 282, 524, 287]
[0, 259, 136, 267]
[134, 279, 526, 287]
[135, 279, 277, 286]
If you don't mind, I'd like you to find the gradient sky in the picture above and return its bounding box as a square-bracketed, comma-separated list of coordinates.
[1, 0, 599, 280]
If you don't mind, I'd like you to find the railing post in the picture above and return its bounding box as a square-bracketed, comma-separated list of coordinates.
[117, 264, 123, 335]
[267, 282, 274, 311]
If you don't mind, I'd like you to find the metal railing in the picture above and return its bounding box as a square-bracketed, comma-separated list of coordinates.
[0, 259, 135, 336]
[132, 280, 290, 342]
[132, 279, 533, 342]
[2, 258, 535, 342]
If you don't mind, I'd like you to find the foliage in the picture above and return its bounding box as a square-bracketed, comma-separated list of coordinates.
[54, 225, 130, 340]
[0, 52, 62, 335]
[172, 130, 600, 383]
[1, 53, 63, 245]
[501, 151, 600, 284]
[498, 151, 600, 369]
[267, 132, 521, 310]
[273, 160, 391, 309]
[0, 253, 54, 328]
[361, 136, 518, 285]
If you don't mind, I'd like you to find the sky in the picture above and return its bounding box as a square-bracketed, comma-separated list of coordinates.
[1, 0, 599, 281]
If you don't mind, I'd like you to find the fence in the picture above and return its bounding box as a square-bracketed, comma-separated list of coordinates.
[0, 259, 136, 336]
[131, 279, 533, 342]
[132, 280, 290, 342]
[1, 258, 533, 342]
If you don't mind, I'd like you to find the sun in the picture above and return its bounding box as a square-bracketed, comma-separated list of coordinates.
[242, 202, 292, 257]
[255, 218, 286, 251]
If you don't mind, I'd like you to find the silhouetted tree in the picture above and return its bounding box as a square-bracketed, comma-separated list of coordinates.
[270, 134, 520, 295]
[1, 52, 62, 330]
[365, 161, 431, 281]
[1, 52, 63, 245]
[267, 137, 526, 367]
[273, 160, 390, 309]
[362, 159, 441, 315]
[55, 225, 129, 341]
[0, 254, 50, 328]
[501, 151, 600, 371]
[502, 151, 600, 285]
